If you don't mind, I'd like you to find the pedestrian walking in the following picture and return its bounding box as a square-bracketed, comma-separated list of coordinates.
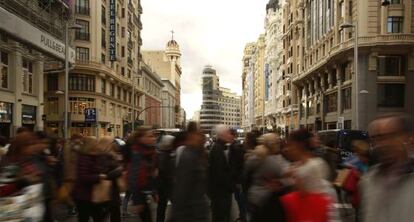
[282, 129, 339, 222]
[208, 124, 241, 222]
[156, 135, 175, 222]
[244, 133, 289, 222]
[360, 114, 414, 222]
[171, 129, 210, 222]
[72, 136, 110, 222]
[126, 128, 158, 222]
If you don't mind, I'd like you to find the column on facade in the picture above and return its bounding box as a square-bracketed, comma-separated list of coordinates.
[327, 69, 333, 89]
[34, 59, 44, 131]
[319, 72, 326, 129]
[336, 65, 343, 117]
[10, 43, 23, 133]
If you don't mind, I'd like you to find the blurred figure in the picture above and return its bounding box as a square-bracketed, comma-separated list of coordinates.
[208, 124, 243, 222]
[72, 136, 109, 222]
[282, 129, 338, 222]
[156, 135, 175, 222]
[361, 114, 414, 222]
[310, 134, 340, 182]
[230, 129, 246, 222]
[96, 136, 124, 222]
[126, 128, 158, 222]
[0, 136, 9, 162]
[345, 140, 370, 174]
[245, 133, 289, 222]
[171, 130, 209, 222]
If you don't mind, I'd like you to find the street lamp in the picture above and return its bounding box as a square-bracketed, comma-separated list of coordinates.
[340, 21, 359, 129]
[64, 23, 81, 140]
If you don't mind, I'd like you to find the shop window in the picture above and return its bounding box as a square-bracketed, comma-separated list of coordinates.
[101, 79, 106, 94]
[69, 97, 95, 115]
[22, 59, 33, 94]
[0, 51, 8, 89]
[377, 83, 405, 107]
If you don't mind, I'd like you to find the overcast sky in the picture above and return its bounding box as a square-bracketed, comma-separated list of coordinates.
[141, 0, 269, 119]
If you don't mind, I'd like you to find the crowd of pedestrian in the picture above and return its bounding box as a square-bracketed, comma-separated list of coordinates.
[0, 113, 413, 222]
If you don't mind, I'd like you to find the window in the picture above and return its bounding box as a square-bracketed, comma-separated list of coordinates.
[101, 79, 106, 94]
[123, 89, 127, 101]
[47, 74, 58, 91]
[121, 27, 125, 38]
[339, 1, 345, 18]
[391, 0, 401, 4]
[69, 74, 95, 91]
[76, 47, 89, 61]
[101, 29, 106, 48]
[325, 92, 338, 113]
[342, 87, 352, 110]
[378, 84, 405, 107]
[349, 1, 353, 16]
[22, 59, 33, 94]
[110, 83, 115, 97]
[0, 51, 8, 89]
[75, 0, 90, 15]
[387, 17, 403, 33]
[75, 20, 90, 41]
[127, 69, 131, 78]
[46, 97, 59, 115]
[69, 97, 95, 115]
[121, 46, 125, 57]
[117, 87, 121, 100]
[121, 67, 125, 76]
[101, 53, 106, 64]
[377, 56, 404, 76]
[101, 5, 106, 24]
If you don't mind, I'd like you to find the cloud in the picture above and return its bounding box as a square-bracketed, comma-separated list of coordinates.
[141, 0, 268, 118]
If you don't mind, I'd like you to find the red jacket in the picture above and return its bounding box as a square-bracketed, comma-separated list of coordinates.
[282, 191, 330, 222]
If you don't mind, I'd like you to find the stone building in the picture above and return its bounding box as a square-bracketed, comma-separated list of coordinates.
[264, 0, 285, 133]
[241, 43, 257, 131]
[285, 0, 414, 131]
[142, 37, 183, 128]
[0, 0, 72, 138]
[43, 0, 144, 138]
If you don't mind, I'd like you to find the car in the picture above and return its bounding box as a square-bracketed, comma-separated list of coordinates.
[317, 129, 368, 162]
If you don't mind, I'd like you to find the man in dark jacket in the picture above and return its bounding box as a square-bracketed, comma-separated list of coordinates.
[208, 125, 244, 222]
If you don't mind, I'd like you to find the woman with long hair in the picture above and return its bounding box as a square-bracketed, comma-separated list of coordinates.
[126, 128, 158, 222]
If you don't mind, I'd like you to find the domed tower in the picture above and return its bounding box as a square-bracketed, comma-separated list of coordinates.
[165, 34, 182, 65]
[266, 0, 279, 11]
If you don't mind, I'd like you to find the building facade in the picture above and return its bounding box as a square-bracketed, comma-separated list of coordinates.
[161, 79, 177, 128]
[253, 35, 266, 130]
[141, 62, 163, 127]
[0, 0, 72, 138]
[241, 43, 257, 131]
[44, 0, 144, 138]
[200, 65, 241, 134]
[142, 37, 183, 128]
[264, 0, 285, 133]
[286, 0, 414, 131]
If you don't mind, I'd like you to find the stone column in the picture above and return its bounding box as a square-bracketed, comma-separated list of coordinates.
[34, 60, 44, 131]
[10, 43, 23, 134]
[336, 65, 343, 116]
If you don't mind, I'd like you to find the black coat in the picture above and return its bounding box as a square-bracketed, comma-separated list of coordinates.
[208, 140, 245, 197]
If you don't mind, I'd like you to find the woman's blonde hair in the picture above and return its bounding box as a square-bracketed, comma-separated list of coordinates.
[96, 136, 117, 154]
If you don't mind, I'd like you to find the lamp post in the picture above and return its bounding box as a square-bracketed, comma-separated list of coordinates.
[340, 21, 359, 129]
[64, 23, 81, 140]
